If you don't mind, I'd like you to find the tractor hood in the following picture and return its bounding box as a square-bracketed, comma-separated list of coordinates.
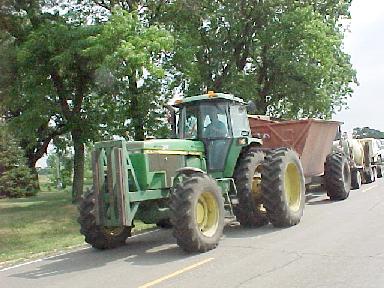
[125, 139, 205, 155]
[93, 139, 206, 192]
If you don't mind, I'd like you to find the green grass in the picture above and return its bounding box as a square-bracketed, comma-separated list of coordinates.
[0, 190, 154, 264]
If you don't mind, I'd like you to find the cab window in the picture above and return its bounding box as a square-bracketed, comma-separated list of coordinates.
[201, 104, 229, 139]
[183, 107, 199, 139]
[230, 104, 250, 137]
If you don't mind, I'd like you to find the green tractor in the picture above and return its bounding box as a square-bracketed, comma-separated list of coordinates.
[78, 92, 305, 253]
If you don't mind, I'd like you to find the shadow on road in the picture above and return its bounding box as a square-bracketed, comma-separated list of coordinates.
[306, 198, 333, 205]
[223, 222, 283, 240]
[10, 229, 192, 280]
[305, 187, 336, 206]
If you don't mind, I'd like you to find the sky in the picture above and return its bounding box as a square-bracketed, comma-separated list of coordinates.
[334, 0, 384, 133]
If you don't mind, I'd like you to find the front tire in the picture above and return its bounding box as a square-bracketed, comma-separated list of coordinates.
[78, 190, 131, 249]
[261, 148, 305, 227]
[233, 147, 268, 227]
[170, 174, 224, 253]
[325, 152, 351, 200]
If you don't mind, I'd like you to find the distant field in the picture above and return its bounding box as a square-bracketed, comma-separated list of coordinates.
[0, 189, 154, 264]
[38, 174, 54, 192]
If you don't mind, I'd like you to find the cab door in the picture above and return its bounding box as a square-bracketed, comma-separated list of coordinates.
[200, 102, 232, 172]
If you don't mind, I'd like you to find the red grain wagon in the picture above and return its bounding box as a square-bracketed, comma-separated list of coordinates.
[248, 116, 351, 200]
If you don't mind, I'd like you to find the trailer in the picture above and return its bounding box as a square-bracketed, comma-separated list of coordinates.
[248, 116, 351, 200]
[354, 138, 383, 184]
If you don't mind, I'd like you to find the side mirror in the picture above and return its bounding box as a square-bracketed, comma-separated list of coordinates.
[246, 100, 257, 114]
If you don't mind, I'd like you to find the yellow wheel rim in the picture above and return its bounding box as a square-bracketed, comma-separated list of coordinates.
[251, 165, 263, 199]
[251, 164, 266, 212]
[196, 192, 219, 237]
[284, 163, 302, 212]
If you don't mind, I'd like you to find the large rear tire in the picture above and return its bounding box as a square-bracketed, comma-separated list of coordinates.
[325, 152, 351, 200]
[78, 190, 131, 249]
[233, 147, 268, 227]
[261, 148, 305, 227]
[170, 174, 225, 253]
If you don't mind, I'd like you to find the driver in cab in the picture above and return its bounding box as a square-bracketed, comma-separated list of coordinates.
[204, 111, 228, 138]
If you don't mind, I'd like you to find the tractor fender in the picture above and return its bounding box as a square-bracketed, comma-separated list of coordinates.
[241, 140, 266, 155]
[172, 167, 207, 188]
[175, 167, 206, 178]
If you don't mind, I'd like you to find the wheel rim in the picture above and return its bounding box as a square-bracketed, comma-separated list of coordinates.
[251, 165, 263, 198]
[284, 163, 302, 212]
[102, 227, 124, 236]
[196, 192, 219, 237]
[252, 164, 266, 212]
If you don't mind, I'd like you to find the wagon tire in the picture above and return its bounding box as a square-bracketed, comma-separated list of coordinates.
[325, 153, 351, 200]
[351, 169, 362, 190]
[377, 165, 383, 178]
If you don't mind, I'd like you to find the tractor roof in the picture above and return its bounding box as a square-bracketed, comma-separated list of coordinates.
[173, 92, 244, 107]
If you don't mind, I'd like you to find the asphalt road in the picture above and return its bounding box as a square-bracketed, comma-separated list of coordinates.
[2, 179, 384, 288]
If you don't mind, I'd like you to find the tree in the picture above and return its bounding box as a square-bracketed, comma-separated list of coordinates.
[2, 14, 103, 201]
[0, 126, 37, 198]
[1, 2, 173, 202]
[150, 0, 357, 118]
[0, 0, 72, 186]
[353, 127, 384, 139]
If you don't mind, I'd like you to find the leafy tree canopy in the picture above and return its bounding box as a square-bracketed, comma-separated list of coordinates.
[0, 1, 174, 200]
[151, 0, 357, 118]
[353, 127, 384, 139]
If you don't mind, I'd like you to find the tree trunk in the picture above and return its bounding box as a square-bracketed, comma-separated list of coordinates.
[257, 89, 268, 114]
[256, 45, 270, 115]
[129, 75, 145, 141]
[26, 157, 40, 190]
[72, 132, 84, 203]
[30, 166, 40, 190]
[131, 94, 145, 140]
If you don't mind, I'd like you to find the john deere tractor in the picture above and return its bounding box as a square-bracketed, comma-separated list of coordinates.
[78, 92, 305, 253]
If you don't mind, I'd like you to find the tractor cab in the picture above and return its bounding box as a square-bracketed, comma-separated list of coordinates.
[173, 92, 256, 174]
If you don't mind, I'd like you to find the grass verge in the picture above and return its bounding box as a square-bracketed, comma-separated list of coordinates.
[0, 191, 154, 264]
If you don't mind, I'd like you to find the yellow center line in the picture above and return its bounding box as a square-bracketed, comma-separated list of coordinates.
[363, 185, 378, 193]
[138, 257, 214, 288]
